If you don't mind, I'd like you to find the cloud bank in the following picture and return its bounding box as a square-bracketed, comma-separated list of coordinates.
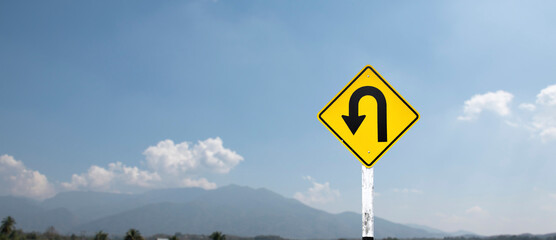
[458, 84, 556, 142]
[143, 138, 243, 175]
[294, 176, 340, 206]
[0, 155, 56, 200]
[1, 137, 242, 199]
[466, 206, 488, 216]
[536, 84, 556, 106]
[457, 90, 513, 121]
[62, 137, 242, 192]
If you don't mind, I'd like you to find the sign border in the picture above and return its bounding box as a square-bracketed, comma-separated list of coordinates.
[318, 65, 420, 168]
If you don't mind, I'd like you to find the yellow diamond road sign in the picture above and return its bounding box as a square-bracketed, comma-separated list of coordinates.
[318, 65, 419, 168]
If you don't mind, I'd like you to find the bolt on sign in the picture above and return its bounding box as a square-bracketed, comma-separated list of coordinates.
[318, 65, 419, 168]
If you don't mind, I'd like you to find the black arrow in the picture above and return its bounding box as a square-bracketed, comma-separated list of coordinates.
[342, 86, 387, 142]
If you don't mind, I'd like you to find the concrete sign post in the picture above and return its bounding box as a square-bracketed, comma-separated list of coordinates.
[362, 166, 374, 240]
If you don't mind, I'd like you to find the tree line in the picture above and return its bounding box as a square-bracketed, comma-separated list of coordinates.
[0, 216, 227, 240]
[6, 215, 554, 240]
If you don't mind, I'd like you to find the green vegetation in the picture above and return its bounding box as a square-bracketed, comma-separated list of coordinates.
[443, 236, 556, 240]
[1, 216, 16, 236]
[2, 215, 556, 240]
[0, 216, 21, 240]
[43, 226, 60, 240]
[0, 218, 287, 240]
[124, 229, 143, 240]
[209, 232, 225, 240]
[94, 231, 108, 240]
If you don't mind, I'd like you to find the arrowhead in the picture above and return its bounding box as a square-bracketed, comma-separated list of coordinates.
[342, 115, 366, 134]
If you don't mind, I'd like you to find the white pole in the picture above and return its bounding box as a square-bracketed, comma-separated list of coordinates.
[362, 166, 374, 240]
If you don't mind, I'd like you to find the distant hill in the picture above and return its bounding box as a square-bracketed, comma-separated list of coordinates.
[41, 187, 207, 223]
[0, 196, 77, 233]
[72, 185, 447, 238]
[1, 185, 472, 239]
[406, 224, 479, 237]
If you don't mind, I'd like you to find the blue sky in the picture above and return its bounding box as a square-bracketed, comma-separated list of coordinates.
[2, 0, 556, 236]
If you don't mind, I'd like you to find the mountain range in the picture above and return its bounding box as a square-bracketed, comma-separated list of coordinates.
[0, 185, 473, 239]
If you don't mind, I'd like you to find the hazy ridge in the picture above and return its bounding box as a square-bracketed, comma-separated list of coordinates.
[1, 185, 473, 239]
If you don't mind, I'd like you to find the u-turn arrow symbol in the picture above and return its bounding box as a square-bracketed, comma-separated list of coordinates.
[342, 86, 387, 142]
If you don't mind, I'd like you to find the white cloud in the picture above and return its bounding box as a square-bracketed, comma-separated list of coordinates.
[458, 85, 556, 142]
[144, 137, 243, 175]
[61, 162, 161, 192]
[519, 103, 536, 111]
[458, 90, 514, 121]
[539, 127, 556, 142]
[109, 162, 160, 188]
[465, 206, 487, 215]
[528, 85, 556, 142]
[0, 155, 55, 200]
[181, 178, 217, 190]
[536, 84, 556, 106]
[61, 137, 240, 192]
[549, 193, 556, 200]
[294, 176, 340, 205]
[392, 188, 423, 194]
